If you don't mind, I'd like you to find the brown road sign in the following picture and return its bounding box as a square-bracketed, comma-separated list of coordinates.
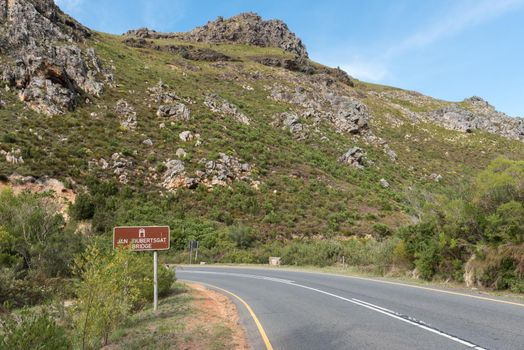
[113, 226, 170, 251]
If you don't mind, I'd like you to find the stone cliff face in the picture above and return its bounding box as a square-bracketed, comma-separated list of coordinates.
[0, 0, 107, 115]
[427, 97, 524, 141]
[126, 12, 308, 58]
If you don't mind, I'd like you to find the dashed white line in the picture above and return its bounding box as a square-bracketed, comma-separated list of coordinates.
[181, 270, 488, 349]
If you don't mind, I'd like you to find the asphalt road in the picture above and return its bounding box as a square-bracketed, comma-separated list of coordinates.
[176, 266, 524, 350]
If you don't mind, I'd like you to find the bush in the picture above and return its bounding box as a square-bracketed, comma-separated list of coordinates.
[229, 225, 256, 249]
[281, 240, 342, 267]
[0, 309, 70, 350]
[158, 265, 176, 297]
[0, 190, 84, 307]
[69, 193, 95, 220]
[72, 245, 175, 348]
[465, 244, 524, 290]
[372, 223, 391, 239]
[220, 249, 257, 263]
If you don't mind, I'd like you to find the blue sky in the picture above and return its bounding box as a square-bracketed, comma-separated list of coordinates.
[56, 0, 524, 117]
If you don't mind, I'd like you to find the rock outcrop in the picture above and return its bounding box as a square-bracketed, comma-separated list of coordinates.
[427, 97, 524, 141]
[115, 99, 137, 129]
[160, 153, 255, 190]
[123, 38, 233, 62]
[269, 85, 369, 135]
[204, 93, 250, 125]
[339, 147, 366, 169]
[1, 148, 24, 164]
[156, 103, 191, 121]
[126, 12, 308, 58]
[252, 56, 353, 86]
[89, 152, 134, 184]
[0, 0, 106, 115]
[271, 112, 305, 138]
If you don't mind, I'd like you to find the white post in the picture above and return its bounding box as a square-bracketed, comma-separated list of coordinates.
[195, 243, 198, 262]
[189, 244, 193, 264]
[153, 251, 158, 311]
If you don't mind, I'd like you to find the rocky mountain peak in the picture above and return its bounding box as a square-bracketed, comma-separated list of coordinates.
[126, 12, 308, 58]
[0, 0, 90, 42]
[0, 0, 107, 115]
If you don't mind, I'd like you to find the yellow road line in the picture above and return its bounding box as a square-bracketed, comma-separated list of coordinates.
[183, 280, 274, 350]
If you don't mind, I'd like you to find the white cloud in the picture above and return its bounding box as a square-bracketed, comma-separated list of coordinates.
[335, 0, 523, 82]
[387, 0, 523, 57]
[338, 60, 390, 82]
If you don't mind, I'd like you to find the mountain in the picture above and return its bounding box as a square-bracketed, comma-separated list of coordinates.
[0, 1, 523, 273]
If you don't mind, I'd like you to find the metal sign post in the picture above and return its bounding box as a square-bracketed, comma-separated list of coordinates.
[153, 251, 158, 311]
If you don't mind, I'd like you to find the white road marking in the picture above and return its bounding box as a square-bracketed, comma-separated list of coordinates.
[293, 283, 486, 350]
[181, 270, 488, 349]
[184, 270, 295, 283]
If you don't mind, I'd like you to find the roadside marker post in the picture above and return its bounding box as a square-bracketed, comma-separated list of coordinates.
[113, 226, 170, 312]
[188, 240, 199, 264]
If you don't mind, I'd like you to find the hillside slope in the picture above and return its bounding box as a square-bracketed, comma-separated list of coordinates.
[0, 1, 523, 258]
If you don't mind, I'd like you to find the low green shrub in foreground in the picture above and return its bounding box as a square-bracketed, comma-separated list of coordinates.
[0, 308, 69, 350]
[72, 245, 175, 349]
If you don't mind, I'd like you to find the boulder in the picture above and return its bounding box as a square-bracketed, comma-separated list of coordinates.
[271, 112, 305, 138]
[196, 153, 253, 186]
[157, 103, 191, 121]
[161, 159, 186, 189]
[328, 95, 369, 134]
[204, 94, 250, 125]
[175, 148, 187, 158]
[179, 130, 194, 142]
[429, 173, 443, 182]
[339, 147, 366, 169]
[2, 148, 24, 164]
[148, 81, 179, 104]
[115, 100, 137, 129]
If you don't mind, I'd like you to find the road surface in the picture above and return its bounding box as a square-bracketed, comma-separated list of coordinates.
[176, 266, 524, 350]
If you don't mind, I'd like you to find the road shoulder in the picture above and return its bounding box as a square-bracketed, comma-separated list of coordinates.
[104, 282, 250, 349]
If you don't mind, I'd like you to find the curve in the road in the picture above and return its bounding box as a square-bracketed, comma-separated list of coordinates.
[177, 267, 524, 350]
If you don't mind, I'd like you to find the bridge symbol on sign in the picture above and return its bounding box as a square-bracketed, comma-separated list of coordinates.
[138, 228, 146, 238]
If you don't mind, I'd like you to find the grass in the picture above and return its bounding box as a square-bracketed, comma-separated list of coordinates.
[108, 283, 238, 350]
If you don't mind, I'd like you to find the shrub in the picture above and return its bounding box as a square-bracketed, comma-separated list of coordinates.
[220, 249, 257, 263]
[0, 309, 70, 350]
[464, 244, 523, 290]
[0, 190, 84, 307]
[158, 265, 176, 297]
[69, 193, 95, 220]
[281, 240, 342, 267]
[372, 223, 391, 239]
[72, 245, 175, 348]
[229, 225, 256, 249]
[485, 201, 524, 244]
